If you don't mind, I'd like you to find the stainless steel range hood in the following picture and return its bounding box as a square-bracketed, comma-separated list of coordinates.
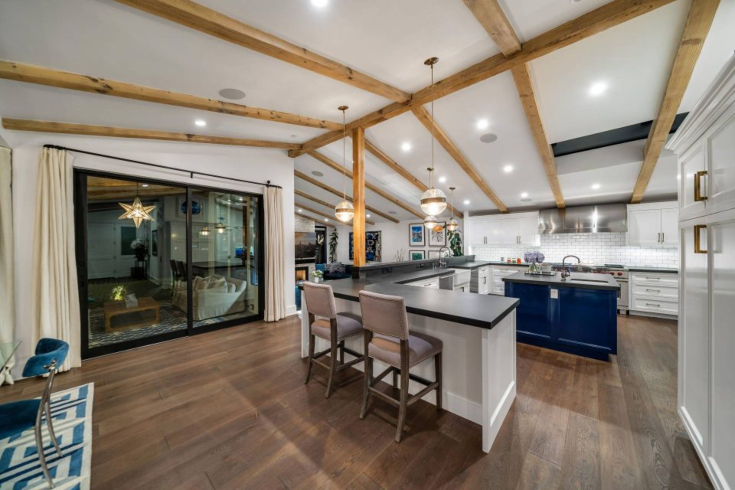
[538, 203, 627, 234]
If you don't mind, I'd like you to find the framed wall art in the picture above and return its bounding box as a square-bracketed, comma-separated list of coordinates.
[408, 223, 425, 247]
[428, 222, 447, 247]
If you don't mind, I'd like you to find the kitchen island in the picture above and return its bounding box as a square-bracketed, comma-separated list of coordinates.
[504, 271, 620, 360]
[300, 263, 519, 453]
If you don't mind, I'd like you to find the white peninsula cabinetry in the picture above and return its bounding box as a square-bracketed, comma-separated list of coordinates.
[666, 54, 735, 490]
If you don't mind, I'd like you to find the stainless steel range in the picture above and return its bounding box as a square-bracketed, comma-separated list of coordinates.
[550, 263, 629, 313]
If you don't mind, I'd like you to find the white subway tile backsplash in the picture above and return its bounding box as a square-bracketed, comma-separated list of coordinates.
[470, 233, 678, 268]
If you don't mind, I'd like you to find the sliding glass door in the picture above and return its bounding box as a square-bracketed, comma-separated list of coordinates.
[75, 171, 264, 358]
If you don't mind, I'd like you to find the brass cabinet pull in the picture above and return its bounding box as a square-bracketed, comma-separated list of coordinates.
[694, 170, 708, 202]
[645, 303, 661, 307]
[694, 224, 707, 254]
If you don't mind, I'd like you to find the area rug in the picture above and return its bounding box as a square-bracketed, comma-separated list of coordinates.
[0, 383, 94, 489]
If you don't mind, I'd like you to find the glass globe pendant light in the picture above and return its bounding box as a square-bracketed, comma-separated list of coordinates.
[334, 105, 355, 222]
[447, 187, 459, 232]
[419, 57, 447, 217]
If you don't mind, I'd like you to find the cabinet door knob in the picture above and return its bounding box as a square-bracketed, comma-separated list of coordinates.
[694, 170, 708, 202]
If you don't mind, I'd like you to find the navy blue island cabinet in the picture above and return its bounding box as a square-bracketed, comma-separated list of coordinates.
[504, 273, 619, 361]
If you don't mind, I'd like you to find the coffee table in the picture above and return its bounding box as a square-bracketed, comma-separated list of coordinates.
[103, 297, 160, 333]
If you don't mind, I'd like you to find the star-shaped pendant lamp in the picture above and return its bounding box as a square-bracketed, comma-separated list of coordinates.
[119, 183, 156, 228]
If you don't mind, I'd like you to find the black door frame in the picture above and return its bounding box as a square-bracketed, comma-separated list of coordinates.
[74, 168, 266, 359]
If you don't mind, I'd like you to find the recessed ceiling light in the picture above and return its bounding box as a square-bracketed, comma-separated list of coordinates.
[401, 142, 412, 152]
[438, 176, 447, 183]
[324, 218, 329, 221]
[141, 184, 149, 187]
[503, 165, 514, 173]
[219, 88, 246, 100]
[570, 0, 583, 3]
[389, 211, 397, 215]
[463, 200, 470, 205]
[521, 192, 528, 198]
[195, 119, 206, 127]
[592, 183, 601, 190]
[477, 119, 489, 130]
[520, 197, 533, 203]
[366, 214, 371, 218]
[589, 82, 608, 96]
[298, 209, 303, 213]
[311, 0, 328, 7]
[311, 170, 324, 177]
[480, 133, 498, 143]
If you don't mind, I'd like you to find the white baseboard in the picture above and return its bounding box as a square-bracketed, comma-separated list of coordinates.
[444, 391, 482, 425]
[679, 406, 727, 490]
[286, 304, 298, 317]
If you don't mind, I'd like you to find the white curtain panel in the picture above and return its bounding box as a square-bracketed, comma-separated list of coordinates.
[264, 186, 286, 322]
[31, 148, 81, 372]
[0, 147, 15, 385]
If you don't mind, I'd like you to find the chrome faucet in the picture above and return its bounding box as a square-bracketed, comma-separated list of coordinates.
[561, 255, 580, 281]
[438, 246, 451, 268]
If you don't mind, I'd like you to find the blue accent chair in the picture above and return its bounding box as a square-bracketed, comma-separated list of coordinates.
[0, 338, 69, 488]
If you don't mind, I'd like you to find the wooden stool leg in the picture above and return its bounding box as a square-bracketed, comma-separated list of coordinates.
[325, 338, 339, 399]
[392, 368, 398, 390]
[435, 352, 443, 411]
[360, 332, 372, 420]
[339, 340, 345, 365]
[396, 362, 409, 443]
[305, 333, 315, 384]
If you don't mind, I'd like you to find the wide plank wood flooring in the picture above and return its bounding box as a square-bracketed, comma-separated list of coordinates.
[0, 313, 712, 489]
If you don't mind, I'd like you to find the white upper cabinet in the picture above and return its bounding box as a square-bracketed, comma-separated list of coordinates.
[518, 217, 541, 246]
[668, 55, 735, 220]
[708, 105, 735, 214]
[467, 212, 540, 248]
[627, 202, 678, 246]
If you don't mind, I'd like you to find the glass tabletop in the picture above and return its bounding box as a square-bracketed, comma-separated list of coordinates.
[0, 340, 21, 371]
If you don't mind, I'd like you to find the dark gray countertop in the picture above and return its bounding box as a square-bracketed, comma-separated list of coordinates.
[449, 261, 498, 269]
[627, 267, 679, 273]
[502, 271, 621, 291]
[306, 269, 519, 330]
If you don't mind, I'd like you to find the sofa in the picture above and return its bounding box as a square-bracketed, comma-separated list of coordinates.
[174, 275, 248, 320]
[318, 262, 353, 280]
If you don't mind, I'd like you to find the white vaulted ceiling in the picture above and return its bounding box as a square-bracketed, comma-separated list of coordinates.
[1, 0, 735, 222]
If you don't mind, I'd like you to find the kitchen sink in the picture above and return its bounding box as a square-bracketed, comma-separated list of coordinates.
[439, 269, 472, 291]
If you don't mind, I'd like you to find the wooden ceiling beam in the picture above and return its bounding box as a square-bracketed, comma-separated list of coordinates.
[365, 139, 464, 219]
[290, 0, 677, 156]
[294, 202, 375, 226]
[295, 211, 335, 228]
[511, 63, 565, 208]
[294, 190, 376, 225]
[306, 151, 425, 219]
[115, 0, 410, 103]
[411, 106, 508, 213]
[0, 60, 341, 131]
[631, 0, 719, 203]
[294, 170, 399, 223]
[462, 0, 521, 56]
[1, 119, 299, 150]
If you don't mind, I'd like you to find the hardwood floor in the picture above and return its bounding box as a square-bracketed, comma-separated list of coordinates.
[0, 314, 712, 489]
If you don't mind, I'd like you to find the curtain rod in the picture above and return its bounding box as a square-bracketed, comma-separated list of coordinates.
[43, 144, 282, 189]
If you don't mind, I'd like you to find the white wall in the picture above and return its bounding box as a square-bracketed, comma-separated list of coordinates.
[471, 232, 679, 268]
[331, 218, 465, 264]
[4, 132, 296, 377]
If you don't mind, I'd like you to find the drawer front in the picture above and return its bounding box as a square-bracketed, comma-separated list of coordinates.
[631, 296, 678, 315]
[632, 284, 679, 300]
[631, 273, 679, 288]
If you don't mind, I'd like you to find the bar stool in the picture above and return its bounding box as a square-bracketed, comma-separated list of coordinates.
[358, 290, 443, 443]
[303, 282, 365, 398]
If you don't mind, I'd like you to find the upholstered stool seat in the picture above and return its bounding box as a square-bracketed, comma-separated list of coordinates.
[311, 312, 363, 341]
[369, 332, 443, 368]
[302, 282, 365, 398]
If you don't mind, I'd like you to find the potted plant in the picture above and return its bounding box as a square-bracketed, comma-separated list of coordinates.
[447, 227, 464, 257]
[110, 285, 127, 301]
[311, 270, 325, 283]
[328, 230, 339, 263]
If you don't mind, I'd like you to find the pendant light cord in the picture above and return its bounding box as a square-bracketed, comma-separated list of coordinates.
[430, 62, 435, 189]
[342, 108, 347, 201]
